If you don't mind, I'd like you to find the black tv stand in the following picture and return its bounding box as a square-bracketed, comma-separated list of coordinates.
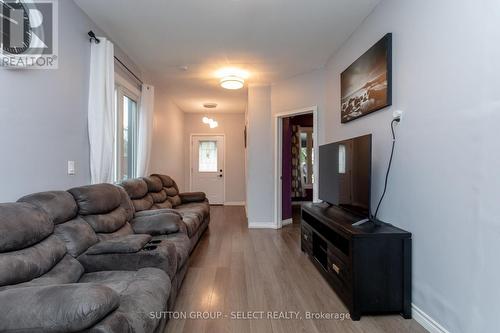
[301, 203, 412, 320]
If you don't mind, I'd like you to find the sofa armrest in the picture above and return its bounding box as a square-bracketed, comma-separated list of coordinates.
[85, 234, 152, 255]
[179, 192, 206, 203]
[77, 241, 178, 279]
[131, 212, 181, 236]
[0, 283, 119, 333]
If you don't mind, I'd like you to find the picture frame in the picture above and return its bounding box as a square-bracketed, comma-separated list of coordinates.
[340, 33, 392, 123]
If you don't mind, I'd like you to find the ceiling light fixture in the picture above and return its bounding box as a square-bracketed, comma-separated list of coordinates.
[209, 119, 218, 129]
[216, 68, 249, 90]
[220, 76, 244, 90]
[202, 103, 218, 128]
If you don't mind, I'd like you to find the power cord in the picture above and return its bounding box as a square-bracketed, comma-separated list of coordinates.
[372, 117, 400, 223]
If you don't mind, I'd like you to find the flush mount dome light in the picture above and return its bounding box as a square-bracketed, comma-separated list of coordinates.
[217, 68, 249, 90]
[220, 76, 245, 90]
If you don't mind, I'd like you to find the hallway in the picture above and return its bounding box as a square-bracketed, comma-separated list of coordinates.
[166, 206, 426, 333]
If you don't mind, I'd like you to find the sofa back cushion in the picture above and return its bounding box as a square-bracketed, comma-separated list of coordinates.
[0, 203, 68, 287]
[53, 217, 99, 257]
[18, 191, 78, 224]
[68, 184, 134, 239]
[0, 202, 53, 252]
[151, 174, 182, 207]
[18, 191, 99, 257]
[120, 178, 155, 212]
[69, 184, 123, 215]
[143, 175, 174, 209]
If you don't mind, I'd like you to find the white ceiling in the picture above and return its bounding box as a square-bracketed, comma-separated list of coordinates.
[75, 0, 380, 113]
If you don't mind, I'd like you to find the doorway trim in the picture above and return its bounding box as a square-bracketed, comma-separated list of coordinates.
[274, 106, 319, 229]
[189, 133, 226, 204]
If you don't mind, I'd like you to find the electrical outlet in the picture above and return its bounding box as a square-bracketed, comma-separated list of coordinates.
[393, 110, 403, 121]
[67, 161, 76, 175]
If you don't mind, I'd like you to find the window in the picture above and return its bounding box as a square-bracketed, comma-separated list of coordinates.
[198, 140, 218, 172]
[114, 85, 139, 181]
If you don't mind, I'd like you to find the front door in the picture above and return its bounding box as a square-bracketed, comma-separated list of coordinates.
[191, 135, 225, 204]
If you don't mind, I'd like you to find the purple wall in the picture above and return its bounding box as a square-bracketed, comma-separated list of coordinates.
[281, 118, 292, 220]
[282, 113, 314, 220]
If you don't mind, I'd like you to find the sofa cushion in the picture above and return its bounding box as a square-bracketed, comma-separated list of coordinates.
[97, 222, 134, 242]
[77, 240, 178, 279]
[120, 178, 148, 199]
[153, 233, 190, 269]
[152, 201, 173, 209]
[0, 203, 53, 252]
[85, 235, 152, 255]
[164, 186, 178, 196]
[179, 191, 206, 203]
[152, 174, 176, 188]
[143, 176, 163, 192]
[180, 213, 203, 238]
[131, 212, 181, 236]
[83, 206, 130, 233]
[0, 235, 67, 286]
[0, 283, 119, 333]
[176, 202, 210, 219]
[168, 195, 182, 207]
[54, 217, 99, 257]
[132, 194, 154, 212]
[149, 189, 168, 204]
[0, 255, 84, 291]
[69, 184, 122, 215]
[79, 268, 169, 333]
[18, 191, 78, 224]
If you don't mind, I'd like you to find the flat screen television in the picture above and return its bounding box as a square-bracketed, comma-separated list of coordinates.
[319, 134, 372, 218]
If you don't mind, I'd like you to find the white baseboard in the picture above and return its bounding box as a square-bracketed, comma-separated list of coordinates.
[224, 201, 246, 206]
[412, 304, 450, 333]
[248, 222, 279, 229]
[281, 218, 293, 226]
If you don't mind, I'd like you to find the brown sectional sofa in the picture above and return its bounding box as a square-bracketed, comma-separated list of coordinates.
[0, 174, 209, 333]
[120, 174, 210, 252]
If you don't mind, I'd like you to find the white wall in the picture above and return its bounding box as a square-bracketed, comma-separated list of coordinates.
[246, 85, 274, 226]
[183, 113, 246, 203]
[262, 0, 500, 331]
[271, 68, 326, 144]
[149, 93, 185, 190]
[0, 0, 146, 202]
[324, 0, 500, 332]
[0, 1, 91, 201]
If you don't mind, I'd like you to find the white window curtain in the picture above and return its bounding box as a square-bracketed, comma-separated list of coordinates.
[136, 84, 155, 176]
[88, 37, 115, 184]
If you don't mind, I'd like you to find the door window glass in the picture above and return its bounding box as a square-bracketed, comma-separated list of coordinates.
[199, 141, 218, 172]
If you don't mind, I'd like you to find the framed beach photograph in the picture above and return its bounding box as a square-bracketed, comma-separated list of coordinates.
[341, 33, 392, 123]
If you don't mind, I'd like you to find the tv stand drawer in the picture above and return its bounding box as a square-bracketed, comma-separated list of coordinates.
[328, 247, 351, 286]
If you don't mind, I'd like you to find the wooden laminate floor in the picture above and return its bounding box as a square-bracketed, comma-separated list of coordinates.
[165, 206, 427, 333]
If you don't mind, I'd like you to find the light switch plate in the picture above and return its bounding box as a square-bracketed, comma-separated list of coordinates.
[67, 161, 76, 175]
